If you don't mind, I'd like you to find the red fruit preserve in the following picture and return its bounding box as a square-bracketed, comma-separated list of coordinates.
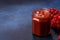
[32, 8, 51, 37]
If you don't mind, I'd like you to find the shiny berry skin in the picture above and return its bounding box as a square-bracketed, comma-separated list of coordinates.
[50, 13, 60, 29]
[51, 18, 56, 28]
[56, 14, 60, 29]
[49, 8, 55, 13]
[58, 34, 60, 40]
[54, 10, 59, 15]
[50, 14, 54, 19]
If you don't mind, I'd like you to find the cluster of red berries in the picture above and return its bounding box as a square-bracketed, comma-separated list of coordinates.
[49, 8, 60, 29]
[49, 8, 60, 40]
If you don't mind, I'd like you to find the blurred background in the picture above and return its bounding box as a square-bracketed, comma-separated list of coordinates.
[0, 0, 60, 40]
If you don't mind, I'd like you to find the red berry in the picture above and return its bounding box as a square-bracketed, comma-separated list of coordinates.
[53, 15, 58, 21]
[51, 18, 56, 28]
[58, 34, 60, 40]
[49, 8, 55, 13]
[51, 14, 54, 17]
[50, 8, 60, 29]
[55, 14, 60, 29]
[53, 15, 57, 18]
[54, 10, 59, 15]
[58, 15, 60, 20]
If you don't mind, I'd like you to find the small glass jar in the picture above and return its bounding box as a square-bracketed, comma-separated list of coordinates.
[32, 8, 51, 37]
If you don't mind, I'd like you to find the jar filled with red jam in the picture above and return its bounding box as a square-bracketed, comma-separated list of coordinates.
[32, 8, 51, 37]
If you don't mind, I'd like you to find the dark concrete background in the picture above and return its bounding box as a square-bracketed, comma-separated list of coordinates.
[0, 0, 60, 40]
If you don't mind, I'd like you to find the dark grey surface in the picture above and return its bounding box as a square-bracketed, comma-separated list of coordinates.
[0, 0, 59, 40]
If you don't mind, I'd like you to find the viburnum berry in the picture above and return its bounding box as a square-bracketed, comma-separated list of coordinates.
[56, 14, 60, 29]
[49, 8, 58, 20]
[58, 34, 60, 40]
[49, 8, 56, 13]
[50, 8, 60, 30]
[54, 10, 59, 15]
[53, 15, 58, 21]
[50, 14, 54, 19]
[49, 8, 59, 16]
[50, 13, 60, 28]
[51, 18, 56, 28]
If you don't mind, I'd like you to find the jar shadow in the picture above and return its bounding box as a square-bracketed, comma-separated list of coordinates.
[32, 34, 53, 40]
